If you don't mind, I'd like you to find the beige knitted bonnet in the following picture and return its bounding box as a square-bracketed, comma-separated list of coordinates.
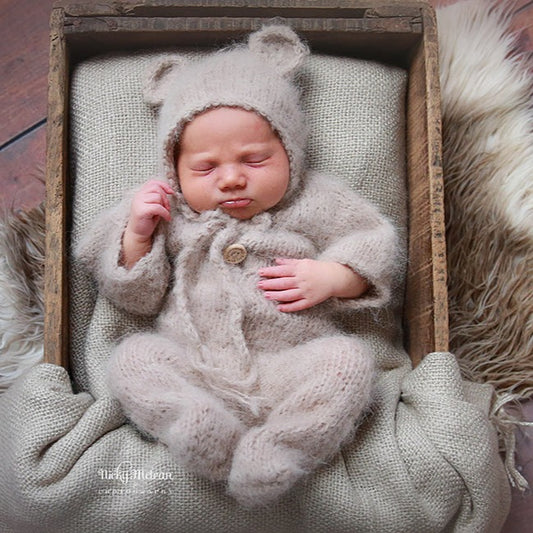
[143, 25, 310, 202]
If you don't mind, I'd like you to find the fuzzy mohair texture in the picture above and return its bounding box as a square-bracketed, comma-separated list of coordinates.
[0, 0, 532, 405]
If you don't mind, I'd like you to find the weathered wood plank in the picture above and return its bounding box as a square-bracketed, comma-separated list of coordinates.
[63, 15, 422, 34]
[54, 0, 424, 18]
[62, 15, 421, 68]
[44, 7, 70, 369]
[404, 3, 448, 365]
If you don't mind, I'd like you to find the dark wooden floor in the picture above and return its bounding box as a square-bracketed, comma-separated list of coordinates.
[1, 1, 532, 531]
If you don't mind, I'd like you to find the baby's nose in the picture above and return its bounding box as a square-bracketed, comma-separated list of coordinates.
[218, 165, 246, 189]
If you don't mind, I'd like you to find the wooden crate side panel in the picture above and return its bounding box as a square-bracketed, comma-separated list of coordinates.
[404, 5, 448, 365]
[423, 6, 448, 357]
[54, 0, 426, 18]
[63, 15, 419, 33]
[44, 7, 70, 368]
[62, 16, 421, 68]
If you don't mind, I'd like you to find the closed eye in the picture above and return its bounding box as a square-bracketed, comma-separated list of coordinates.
[243, 154, 269, 166]
[191, 164, 214, 174]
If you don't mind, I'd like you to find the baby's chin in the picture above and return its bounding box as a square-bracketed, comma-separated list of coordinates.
[221, 208, 259, 220]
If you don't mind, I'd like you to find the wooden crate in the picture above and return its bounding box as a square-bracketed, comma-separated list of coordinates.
[45, 0, 448, 370]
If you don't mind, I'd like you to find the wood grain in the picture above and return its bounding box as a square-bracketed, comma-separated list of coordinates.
[404, 3, 448, 365]
[0, 0, 55, 148]
[0, 125, 46, 211]
[54, 0, 429, 16]
[44, 6, 70, 370]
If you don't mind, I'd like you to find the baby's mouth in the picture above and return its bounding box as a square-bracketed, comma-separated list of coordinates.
[219, 198, 252, 209]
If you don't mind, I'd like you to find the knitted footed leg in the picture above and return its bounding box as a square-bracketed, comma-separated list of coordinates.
[106, 332, 245, 481]
[159, 396, 245, 481]
[228, 335, 374, 507]
[227, 426, 310, 507]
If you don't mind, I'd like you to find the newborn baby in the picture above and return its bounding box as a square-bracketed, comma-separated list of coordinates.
[78, 24, 399, 507]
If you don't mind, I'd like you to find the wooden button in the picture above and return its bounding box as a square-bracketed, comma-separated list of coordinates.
[223, 243, 247, 264]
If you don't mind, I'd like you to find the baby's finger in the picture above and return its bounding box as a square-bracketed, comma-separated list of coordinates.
[140, 181, 162, 195]
[277, 299, 312, 313]
[257, 277, 296, 292]
[141, 181, 174, 209]
[155, 182, 175, 210]
[141, 203, 171, 222]
[159, 181, 175, 195]
[155, 205, 172, 222]
[143, 179, 175, 193]
[155, 189, 171, 212]
[258, 264, 295, 278]
[142, 189, 172, 212]
[264, 288, 302, 303]
[142, 192, 167, 205]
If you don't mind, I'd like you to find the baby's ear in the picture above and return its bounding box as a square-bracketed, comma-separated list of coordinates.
[142, 55, 189, 106]
[248, 25, 309, 77]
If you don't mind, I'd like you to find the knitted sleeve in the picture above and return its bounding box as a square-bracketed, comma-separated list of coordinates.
[74, 192, 171, 316]
[293, 172, 401, 310]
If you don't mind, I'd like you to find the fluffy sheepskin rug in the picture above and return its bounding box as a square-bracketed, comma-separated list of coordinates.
[0, 0, 532, 398]
[437, 0, 533, 401]
[0, 204, 45, 392]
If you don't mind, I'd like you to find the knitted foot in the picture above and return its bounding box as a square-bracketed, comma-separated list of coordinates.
[160, 402, 245, 482]
[227, 428, 309, 507]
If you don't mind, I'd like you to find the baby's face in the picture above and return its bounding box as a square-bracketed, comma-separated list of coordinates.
[177, 107, 290, 220]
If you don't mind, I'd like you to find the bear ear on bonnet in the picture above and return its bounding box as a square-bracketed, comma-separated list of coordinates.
[248, 24, 309, 77]
[142, 24, 308, 106]
[142, 55, 189, 106]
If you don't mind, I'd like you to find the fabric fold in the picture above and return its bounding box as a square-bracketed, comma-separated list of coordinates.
[0, 354, 510, 533]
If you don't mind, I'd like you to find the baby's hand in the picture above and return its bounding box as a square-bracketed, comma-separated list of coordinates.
[127, 180, 174, 240]
[121, 180, 174, 269]
[257, 258, 368, 312]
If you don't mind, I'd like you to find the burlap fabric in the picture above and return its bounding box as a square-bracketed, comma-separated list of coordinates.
[0, 51, 510, 532]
